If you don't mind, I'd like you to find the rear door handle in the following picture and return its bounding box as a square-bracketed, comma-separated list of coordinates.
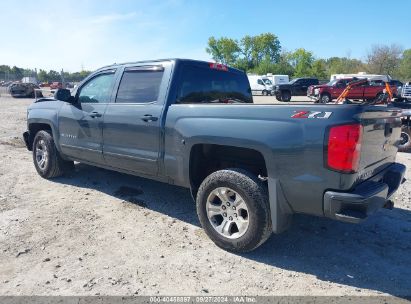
[89, 111, 102, 118]
[141, 114, 158, 122]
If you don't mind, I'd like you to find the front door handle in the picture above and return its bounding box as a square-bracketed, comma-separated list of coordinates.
[89, 111, 102, 118]
[141, 114, 158, 122]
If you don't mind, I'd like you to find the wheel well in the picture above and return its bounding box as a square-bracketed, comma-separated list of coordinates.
[281, 90, 291, 95]
[27, 123, 52, 150]
[189, 144, 267, 196]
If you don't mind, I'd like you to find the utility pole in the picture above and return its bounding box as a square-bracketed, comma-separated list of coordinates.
[61, 69, 65, 87]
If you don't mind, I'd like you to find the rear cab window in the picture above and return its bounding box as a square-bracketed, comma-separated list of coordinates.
[116, 66, 164, 103]
[176, 63, 252, 104]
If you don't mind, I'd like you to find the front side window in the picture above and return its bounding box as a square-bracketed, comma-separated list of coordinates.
[177, 65, 252, 104]
[116, 68, 164, 103]
[78, 73, 115, 103]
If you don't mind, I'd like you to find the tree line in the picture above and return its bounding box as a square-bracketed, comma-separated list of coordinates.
[206, 33, 411, 81]
[0, 65, 91, 83]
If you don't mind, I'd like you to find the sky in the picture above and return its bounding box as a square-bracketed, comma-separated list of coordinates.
[1, 0, 411, 72]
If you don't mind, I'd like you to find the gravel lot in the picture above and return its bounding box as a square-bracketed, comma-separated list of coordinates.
[0, 94, 410, 297]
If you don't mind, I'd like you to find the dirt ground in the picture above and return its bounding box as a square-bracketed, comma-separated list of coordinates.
[0, 94, 410, 297]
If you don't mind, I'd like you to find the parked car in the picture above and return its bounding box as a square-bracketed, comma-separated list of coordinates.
[39, 82, 51, 87]
[308, 78, 398, 103]
[49, 82, 63, 90]
[23, 59, 405, 252]
[8, 82, 42, 98]
[247, 75, 273, 95]
[274, 77, 319, 101]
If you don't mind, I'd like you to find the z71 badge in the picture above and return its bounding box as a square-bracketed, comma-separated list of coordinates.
[291, 111, 332, 119]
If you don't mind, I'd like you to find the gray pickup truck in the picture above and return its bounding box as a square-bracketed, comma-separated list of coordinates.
[23, 59, 406, 252]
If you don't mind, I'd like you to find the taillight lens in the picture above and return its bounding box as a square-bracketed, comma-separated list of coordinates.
[327, 124, 362, 173]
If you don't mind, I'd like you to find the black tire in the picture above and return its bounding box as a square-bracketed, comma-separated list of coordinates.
[196, 168, 272, 252]
[275, 96, 282, 101]
[261, 90, 267, 96]
[320, 93, 331, 103]
[399, 126, 411, 152]
[374, 92, 384, 103]
[281, 91, 291, 102]
[32, 130, 74, 178]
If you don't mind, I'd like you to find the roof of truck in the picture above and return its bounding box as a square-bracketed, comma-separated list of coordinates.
[97, 58, 243, 73]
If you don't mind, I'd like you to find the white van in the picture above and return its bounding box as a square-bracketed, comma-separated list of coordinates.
[265, 74, 289, 86]
[247, 75, 273, 95]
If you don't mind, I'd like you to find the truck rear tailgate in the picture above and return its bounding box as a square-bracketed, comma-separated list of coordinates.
[355, 106, 402, 184]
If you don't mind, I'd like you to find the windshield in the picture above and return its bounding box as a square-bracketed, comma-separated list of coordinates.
[288, 78, 299, 84]
[327, 79, 338, 86]
[263, 79, 272, 85]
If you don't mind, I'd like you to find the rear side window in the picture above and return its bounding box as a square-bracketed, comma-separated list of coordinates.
[177, 65, 252, 104]
[116, 67, 164, 103]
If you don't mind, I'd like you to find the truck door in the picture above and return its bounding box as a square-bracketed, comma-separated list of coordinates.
[330, 79, 348, 98]
[295, 79, 308, 95]
[347, 80, 366, 99]
[58, 70, 117, 164]
[102, 65, 166, 176]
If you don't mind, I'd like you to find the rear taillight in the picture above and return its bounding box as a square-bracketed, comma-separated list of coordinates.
[326, 124, 362, 173]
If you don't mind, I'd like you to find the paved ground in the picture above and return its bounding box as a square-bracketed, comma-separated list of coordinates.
[0, 94, 410, 297]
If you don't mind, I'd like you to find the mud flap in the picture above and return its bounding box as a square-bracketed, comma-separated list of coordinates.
[267, 177, 293, 233]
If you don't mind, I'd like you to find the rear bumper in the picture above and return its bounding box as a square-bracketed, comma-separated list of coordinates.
[324, 163, 406, 223]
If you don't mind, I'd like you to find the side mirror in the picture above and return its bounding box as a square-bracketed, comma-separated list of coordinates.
[54, 88, 75, 103]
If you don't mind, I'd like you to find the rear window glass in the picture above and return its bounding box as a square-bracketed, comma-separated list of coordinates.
[116, 69, 164, 103]
[177, 65, 252, 104]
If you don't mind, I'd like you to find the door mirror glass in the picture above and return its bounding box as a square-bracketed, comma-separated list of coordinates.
[54, 88, 75, 103]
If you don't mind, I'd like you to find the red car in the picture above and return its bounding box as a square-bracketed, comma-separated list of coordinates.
[49, 82, 63, 90]
[308, 78, 398, 103]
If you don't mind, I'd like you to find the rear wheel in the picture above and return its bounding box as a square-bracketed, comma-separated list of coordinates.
[33, 130, 74, 178]
[399, 126, 411, 152]
[281, 91, 291, 102]
[196, 168, 272, 252]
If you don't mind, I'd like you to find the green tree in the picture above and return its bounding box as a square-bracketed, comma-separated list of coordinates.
[249, 33, 281, 66]
[47, 70, 61, 81]
[398, 49, 411, 81]
[206, 36, 241, 66]
[206, 33, 281, 71]
[38, 69, 49, 82]
[288, 48, 314, 77]
[366, 44, 403, 76]
[311, 59, 327, 80]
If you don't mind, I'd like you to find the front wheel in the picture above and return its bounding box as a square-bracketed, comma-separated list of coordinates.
[33, 130, 74, 178]
[281, 91, 291, 102]
[196, 168, 272, 252]
[320, 93, 331, 103]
